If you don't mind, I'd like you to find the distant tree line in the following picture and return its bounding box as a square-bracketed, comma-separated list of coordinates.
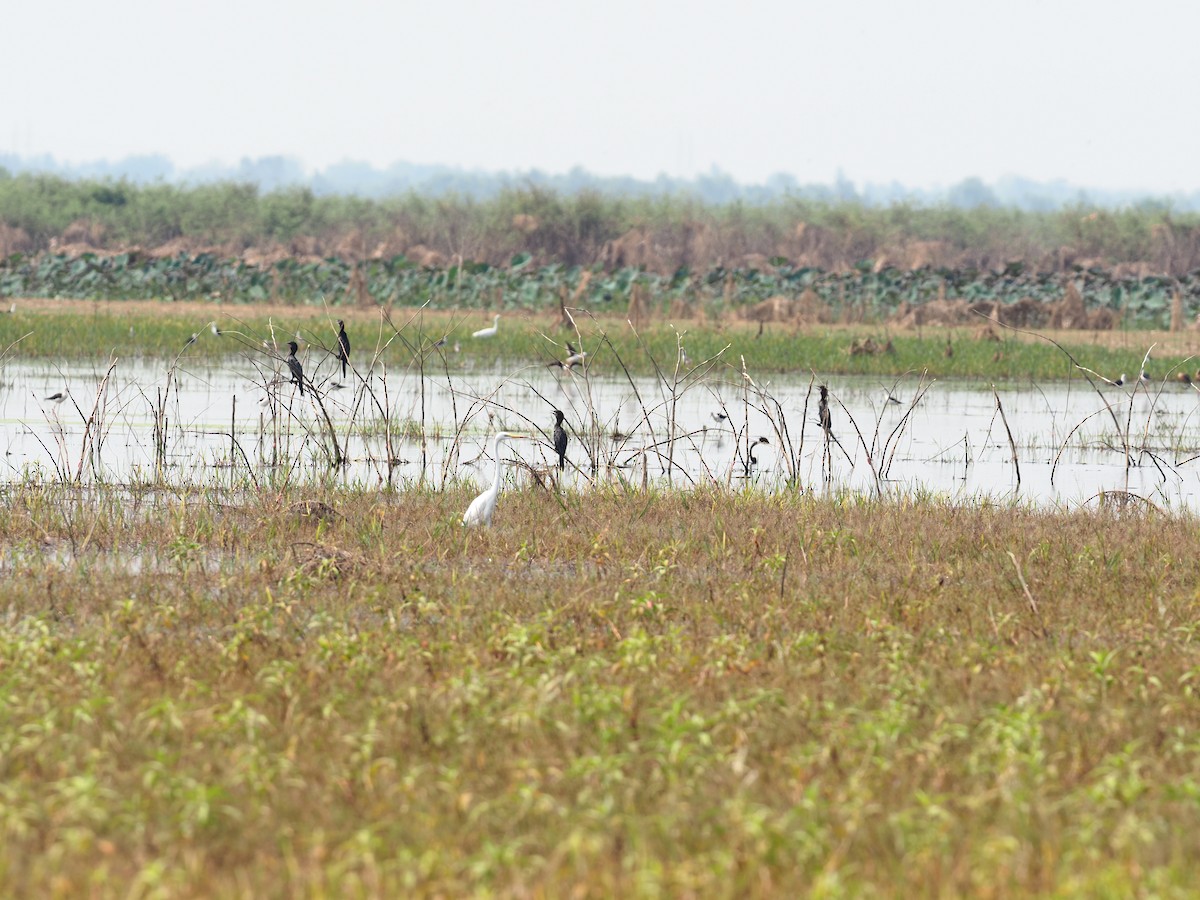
[3, 167, 1200, 274]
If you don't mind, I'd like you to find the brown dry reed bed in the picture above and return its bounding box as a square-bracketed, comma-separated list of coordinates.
[2, 485, 1200, 896]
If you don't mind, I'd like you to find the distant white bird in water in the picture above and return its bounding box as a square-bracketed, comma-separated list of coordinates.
[462, 432, 528, 527]
[473, 315, 501, 338]
[45, 392, 66, 404]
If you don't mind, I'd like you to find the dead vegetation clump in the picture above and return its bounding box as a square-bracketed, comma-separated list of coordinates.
[894, 283, 1118, 332]
[873, 240, 961, 272]
[512, 213, 540, 234]
[0, 223, 34, 256]
[1047, 281, 1088, 329]
[740, 288, 832, 325]
[405, 244, 448, 268]
[290, 541, 363, 579]
[60, 218, 107, 251]
[892, 298, 978, 328]
[847, 336, 889, 356]
[599, 228, 658, 270]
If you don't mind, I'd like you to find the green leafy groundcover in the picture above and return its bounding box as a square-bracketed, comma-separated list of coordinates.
[1, 251, 1193, 326]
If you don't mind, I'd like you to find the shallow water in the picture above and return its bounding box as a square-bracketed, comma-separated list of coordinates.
[2, 352, 1198, 510]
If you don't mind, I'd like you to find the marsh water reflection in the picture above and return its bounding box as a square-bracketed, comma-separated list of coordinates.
[2, 354, 1199, 510]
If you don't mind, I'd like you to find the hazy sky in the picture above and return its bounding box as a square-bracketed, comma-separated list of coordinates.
[5, 0, 1198, 192]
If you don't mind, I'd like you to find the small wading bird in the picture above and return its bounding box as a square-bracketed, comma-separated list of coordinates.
[45, 392, 66, 404]
[549, 342, 588, 371]
[183, 332, 199, 350]
[552, 409, 568, 471]
[473, 315, 501, 338]
[336, 320, 350, 378]
[463, 432, 528, 527]
[711, 412, 729, 423]
[286, 340, 305, 396]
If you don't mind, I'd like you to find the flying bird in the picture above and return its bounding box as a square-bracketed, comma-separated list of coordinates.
[286, 340, 305, 396]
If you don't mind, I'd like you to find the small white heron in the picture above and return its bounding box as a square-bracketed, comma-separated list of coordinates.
[473, 315, 501, 339]
[462, 432, 528, 527]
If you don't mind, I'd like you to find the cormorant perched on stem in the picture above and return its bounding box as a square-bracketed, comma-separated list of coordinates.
[818, 384, 834, 437]
[552, 409, 568, 471]
[336, 320, 350, 379]
[286, 340, 304, 396]
[747, 436, 769, 476]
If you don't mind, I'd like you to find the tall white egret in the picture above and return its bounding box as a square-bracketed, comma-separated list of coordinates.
[462, 432, 528, 527]
[473, 315, 501, 338]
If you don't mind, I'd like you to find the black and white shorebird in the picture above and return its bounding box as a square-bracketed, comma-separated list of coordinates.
[45, 392, 66, 404]
[336, 320, 350, 379]
[286, 340, 305, 396]
[552, 409, 569, 471]
[549, 341, 588, 370]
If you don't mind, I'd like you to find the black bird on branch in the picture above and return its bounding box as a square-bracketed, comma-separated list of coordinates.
[336, 320, 350, 379]
[818, 384, 834, 438]
[552, 409, 569, 471]
[287, 340, 305, 396]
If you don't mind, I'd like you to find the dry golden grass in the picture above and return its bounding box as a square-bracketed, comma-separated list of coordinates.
[2, 484, 1200, 895]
